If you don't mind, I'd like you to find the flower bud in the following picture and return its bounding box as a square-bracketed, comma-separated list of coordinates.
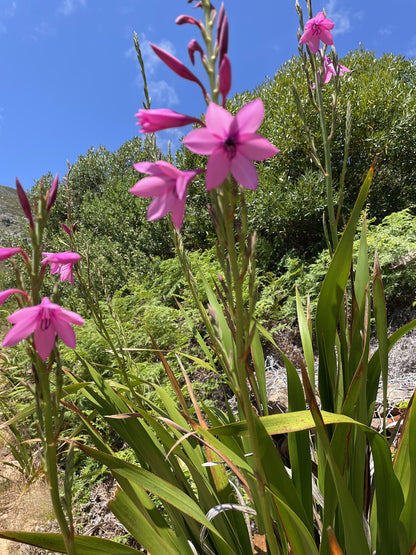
[188, 39, 205, 65]
[216, 3, 229, 62]
[46, 174, 59, 212]
[135, 108, 203, 133]
[218, 54, 231, 106]
[175, 14, 202, 29]
[15, 178, 34, 229]
[150, 43, 208, 99]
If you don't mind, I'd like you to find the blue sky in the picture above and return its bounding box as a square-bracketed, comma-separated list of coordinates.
[0, 0, 415, 191]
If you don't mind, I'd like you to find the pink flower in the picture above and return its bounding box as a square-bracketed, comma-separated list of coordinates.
[321, 56, 350, 83]
[2, 297, 84, 361]
[299, 12, 334, 54]
[136, 109, 202, 133]
[130, 161, 203, 229]
[183, 99, 278, 191]
[0, 289, 29, 305]
[0, 247, 29, 263]
[41, 251, 81, 285]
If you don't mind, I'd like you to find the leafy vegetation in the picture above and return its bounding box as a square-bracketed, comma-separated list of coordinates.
[1, 33, 416, 554]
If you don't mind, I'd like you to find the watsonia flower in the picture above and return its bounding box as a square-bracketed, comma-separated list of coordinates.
[2, 297, 84, 362]
[183, 99, 278, 191]
[299, 11, 334, 54]
[41, 251, 81, 285]
[130, 161, 203, 229]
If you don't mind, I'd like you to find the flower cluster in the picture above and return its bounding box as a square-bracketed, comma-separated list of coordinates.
[299, 11, 350, 86]
[1, 178, 84, 361]
[320, 56, 351, 84]
[130, 2, 278, 229]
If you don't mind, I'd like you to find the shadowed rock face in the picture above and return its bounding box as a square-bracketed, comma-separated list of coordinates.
[0, 185, 22, 245]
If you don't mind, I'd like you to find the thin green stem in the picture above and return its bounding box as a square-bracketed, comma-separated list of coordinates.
[38, 364, 76, 555]
[314, 66, 338, 250]
[219, 180, 281, 555]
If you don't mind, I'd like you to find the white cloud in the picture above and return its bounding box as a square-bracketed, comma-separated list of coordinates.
[147, 79, 179, 107]
[126, 33, 176, 76]
[31, 21, 57, 39]
[378, 26, 392, 37]
[58, 0, 86, 16]
[0, 1, 17, 34]
[324, 0, 351, 35]
[4, 2, 16, 18]
[406, 36, 416, 58]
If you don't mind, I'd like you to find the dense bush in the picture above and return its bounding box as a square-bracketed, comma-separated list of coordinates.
[27, 49, 416, 299]
[180, 48, 416, 270]
[257, 209, 416, 325]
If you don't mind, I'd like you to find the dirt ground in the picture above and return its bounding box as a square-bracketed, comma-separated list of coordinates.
[0, 465, 54, 555]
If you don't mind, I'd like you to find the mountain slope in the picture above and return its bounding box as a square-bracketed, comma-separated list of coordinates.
[0, 185, 22, 244]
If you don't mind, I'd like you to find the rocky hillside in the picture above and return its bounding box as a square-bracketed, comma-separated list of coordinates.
[0, 184, 22, 244]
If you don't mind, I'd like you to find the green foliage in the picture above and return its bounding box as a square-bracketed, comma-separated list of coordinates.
[257, 209, 416, 324]
[178, 48, 416, 271]
[36, 138, 174, 297]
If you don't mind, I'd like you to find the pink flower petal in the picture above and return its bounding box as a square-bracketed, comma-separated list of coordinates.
[53, 317, 77, 349]
[205, 102, 233, 135]
[206, 150, 230, 190]
[59, 264, 74, 285]
[170, 197, 186, 229]
[34, 324, 56, 361]
[230, 153, 259, 190]
[175, 171, 196, 200]
[308, 36, 320, 54]
[320, 29, 334, 46]
[2, 316, 38, 347]
[147, 194, 174, 221]
[238, 133, 279, 160]
[57, 307, 85, 327]
[299, 28, 313, 45]
[183, 127, 222, 155]
[133, 161, 163, 175]
[235, 99, 265, 134]
[130, 176, 173, 198]
[8, 305, 41, 324]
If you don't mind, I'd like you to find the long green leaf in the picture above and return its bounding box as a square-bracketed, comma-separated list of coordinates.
[281, 350, 313, 532]
[210, 410, 361, 436]
[394, 394, 416, 552]
[109, 487, 190, 555]
[76, 443, 237, 555]
[296, 287, 315, 387]
[0, 531, 140, 554]
[316, 164, 373, 411]
[367, 319, 416, 409]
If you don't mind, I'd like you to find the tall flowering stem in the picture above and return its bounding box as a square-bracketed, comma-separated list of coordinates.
[132, 2, 280, 550]
[296, 1, 351, 253]
[1, 176, 79, 555]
